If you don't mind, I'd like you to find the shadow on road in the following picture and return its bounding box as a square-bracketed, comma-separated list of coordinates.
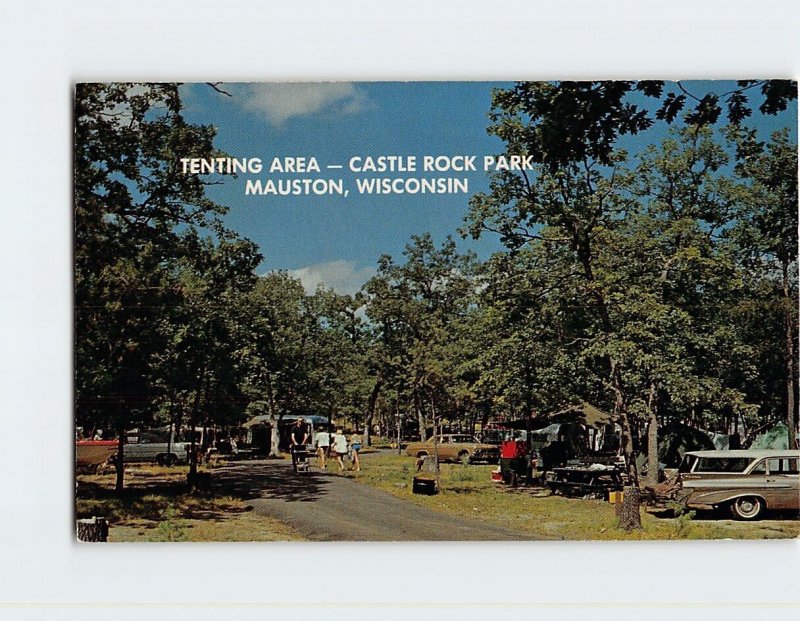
[213, 461, 331, 503]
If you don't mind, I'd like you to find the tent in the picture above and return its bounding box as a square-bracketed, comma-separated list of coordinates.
[496, 402, 614, 431]
[657, 421, 715, 467]
[750, 422, 790, 450]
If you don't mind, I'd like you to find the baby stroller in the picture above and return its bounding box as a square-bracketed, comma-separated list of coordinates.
[291, 445, 311, 474]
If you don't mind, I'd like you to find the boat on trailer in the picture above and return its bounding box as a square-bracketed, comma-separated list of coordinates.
[76, 440, 117, 467]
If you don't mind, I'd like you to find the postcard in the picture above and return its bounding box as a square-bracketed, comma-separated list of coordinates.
[74, 81, 799, 542]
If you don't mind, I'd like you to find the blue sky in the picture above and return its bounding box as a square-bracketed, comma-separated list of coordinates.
[179, 81, 796, 295]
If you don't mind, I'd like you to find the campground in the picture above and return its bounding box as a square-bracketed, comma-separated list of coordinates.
[75, 451, 799, 542]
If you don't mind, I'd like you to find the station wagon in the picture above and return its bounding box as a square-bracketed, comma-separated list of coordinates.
[677, 449, 800, 520]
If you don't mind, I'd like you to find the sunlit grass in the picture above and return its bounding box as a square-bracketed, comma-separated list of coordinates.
[345, 453, 799, 541]
[76, 455, 798, 541]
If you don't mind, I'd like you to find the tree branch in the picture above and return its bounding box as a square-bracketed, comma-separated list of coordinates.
[206, 82, 232, 97]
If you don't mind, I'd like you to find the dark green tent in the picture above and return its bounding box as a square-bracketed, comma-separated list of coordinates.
[657, 421, 715, 467]
[750, 422, 790, 450]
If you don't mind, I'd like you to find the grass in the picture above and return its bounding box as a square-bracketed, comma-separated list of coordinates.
[344, 452, 800, 541]
[76, 454, 799, 542]
[76, 463, 305, 542]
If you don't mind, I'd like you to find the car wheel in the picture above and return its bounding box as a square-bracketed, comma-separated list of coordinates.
[156, 454, 166, 466]
[730, 496, 763, 520]
[458, 451, 470, 465]
[164, 454, 177, 466]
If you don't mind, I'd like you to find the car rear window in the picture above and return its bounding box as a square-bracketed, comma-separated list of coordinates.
[695, 457, 752, 473]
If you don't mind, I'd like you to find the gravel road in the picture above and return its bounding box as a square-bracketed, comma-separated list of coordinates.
[213, 459, 530, 541]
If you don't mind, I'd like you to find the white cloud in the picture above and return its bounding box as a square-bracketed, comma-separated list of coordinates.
[285, 260, 376, 296]
[237, 82, 370, 126]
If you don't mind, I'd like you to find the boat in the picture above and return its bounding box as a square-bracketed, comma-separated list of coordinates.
[76, 440, 117, 467]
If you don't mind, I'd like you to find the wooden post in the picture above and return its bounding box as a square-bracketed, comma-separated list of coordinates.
[77, 516, 109, 542]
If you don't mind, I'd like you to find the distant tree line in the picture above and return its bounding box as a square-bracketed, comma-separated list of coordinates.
[74, 82, 797, 491]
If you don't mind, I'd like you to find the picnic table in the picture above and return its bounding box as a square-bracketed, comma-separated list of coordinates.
[545, 463, 625, 497]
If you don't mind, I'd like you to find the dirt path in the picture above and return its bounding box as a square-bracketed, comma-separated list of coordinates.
[213, 459, 531, 541]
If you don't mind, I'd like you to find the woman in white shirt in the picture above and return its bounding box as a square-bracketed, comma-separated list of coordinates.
[314, 428, 331, 470]
[332, 429, 348, 472]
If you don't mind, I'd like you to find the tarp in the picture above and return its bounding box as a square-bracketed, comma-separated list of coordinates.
[242, 415, 274, 429]
[548, 402, 614, 429]
[750, 422, 790, 450]
[530, 422, 587, 457]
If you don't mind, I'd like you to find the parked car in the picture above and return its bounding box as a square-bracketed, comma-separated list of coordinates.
[677, 449, 800, 520]
[405, 434, 499, 463]
[114, 428, 192, 466]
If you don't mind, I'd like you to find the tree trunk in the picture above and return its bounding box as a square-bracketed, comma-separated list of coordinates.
[77, 517, 109, 542]
[395, 400, 402, 455]
[784, 263, 798, 449]
[188, 363, 206, 484]
[610, 360, 638, 486]
[265, 373, 281, 457]
[269, 415, 282, 457]
[188, 391, 199, 478]
[364, 376, 382, 447]
[414, 388, 427, 441]
[616, 485, 642, 531]
[114, 423, 125, 492]
[645, 382, 659, 486]
[430, 395, 441, 492]
[577, 231, 638, 485]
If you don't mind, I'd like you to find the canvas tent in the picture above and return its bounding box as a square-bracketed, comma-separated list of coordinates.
[657, 421, 715, 467]
[544, 402, 614, 429]
[750, 422, 790, 450]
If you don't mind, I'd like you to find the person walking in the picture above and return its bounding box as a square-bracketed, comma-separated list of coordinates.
[314, 426, 331, 470]
[349, 431, 362, 471]
[289, 419, 308, 472]
[332, 428, 349, 472]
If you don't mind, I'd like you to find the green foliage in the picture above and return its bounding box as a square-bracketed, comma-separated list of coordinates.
[75, 81, 798, 494]
[363, 234, 480, 436]
[154, 506, 188, 542]
[74, 84, 262, 488]
[465, 81, 797, 452]
[666, 501, 697, 539]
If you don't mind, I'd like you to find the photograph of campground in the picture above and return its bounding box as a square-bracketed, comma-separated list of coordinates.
[74, 81, 799, 541]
